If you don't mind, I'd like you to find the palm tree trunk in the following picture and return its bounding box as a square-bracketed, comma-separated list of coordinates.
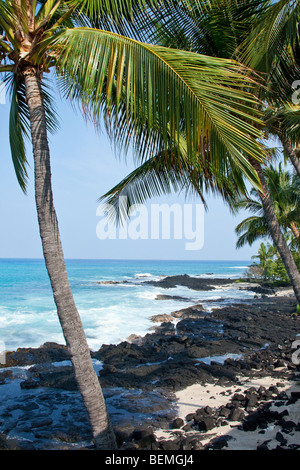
[281, 136, 300, 179]
[23, 66, 117, 450]
[250, 158, 300, 305]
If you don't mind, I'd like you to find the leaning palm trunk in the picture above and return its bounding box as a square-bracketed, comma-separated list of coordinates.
[281, 137, 300, 179]
[251, 159, 300, 305]
[23, 65, 117, 450]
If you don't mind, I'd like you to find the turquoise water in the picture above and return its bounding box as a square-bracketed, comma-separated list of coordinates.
[0, 258, 253, 351]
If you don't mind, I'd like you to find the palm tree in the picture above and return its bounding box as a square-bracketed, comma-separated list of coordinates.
[101, 0, 300, 305]
[235, 163, 300, 249]
[251, 242, 276, 272]
[239, 0, 300, 301]
[0, 0, 266, 449]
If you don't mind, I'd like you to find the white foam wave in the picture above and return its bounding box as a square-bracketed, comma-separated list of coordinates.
[231, 266, 249, 269]
[136, 291, 158, 300]
[195, 353, 243, 365]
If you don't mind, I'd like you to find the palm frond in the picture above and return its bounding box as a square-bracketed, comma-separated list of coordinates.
[240, 0, 300, 100]
[235, 161, 300, 248]
[4, 73, 59, 192]
[99, 142, 248, 223]
[0, 0, 20, 49]
[99, 151, 197, 224]
[51, 27, 265, 191]
[41, 78, 60, 135]
[6, 75, 30, 193]
[232, 196, 264, 216]
[68, 0, 166, 38]
[235, 215, 269, 248]
[276, 103, 300, 145]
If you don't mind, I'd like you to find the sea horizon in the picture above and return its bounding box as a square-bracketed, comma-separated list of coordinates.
[0, 257, 252, 262]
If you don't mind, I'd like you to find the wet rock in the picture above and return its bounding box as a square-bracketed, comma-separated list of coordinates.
[279, 420, 297, 432]
[5, 342, 70, 368]
[31, 417, 53, 428]
[131, 426, 156, 449]
[150, 314, 174, 323]
[114, 423, 135, 447]
[155, 295, 190, 302]
[0, 370, 13, 386]
[97, 280, 119, 285]
[146, 275, 234, 291]
[171, 305, 205, 319]
[27, 364, 77, 391]
[20, 379, 40, 390]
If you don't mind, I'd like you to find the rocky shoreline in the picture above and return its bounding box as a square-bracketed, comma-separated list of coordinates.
[0, 276, 300, 450]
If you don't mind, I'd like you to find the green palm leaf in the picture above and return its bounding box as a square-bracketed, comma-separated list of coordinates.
[99, 135, 251, 224]
[68, 0, 169, 38]
[7, 76, 30, 192]
[5, 73, 59, 192]
[241, 0, 299, 69]
[235, 163, 300, 249]
[272, 103, 300, 145]
[235, 215, 269, 248]
[240, 0, 300, 101]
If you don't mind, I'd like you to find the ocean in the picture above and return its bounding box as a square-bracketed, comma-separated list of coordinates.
[0, 258, 254, 352]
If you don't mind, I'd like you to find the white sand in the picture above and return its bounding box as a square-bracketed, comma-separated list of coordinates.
[155, 376, 300, 450]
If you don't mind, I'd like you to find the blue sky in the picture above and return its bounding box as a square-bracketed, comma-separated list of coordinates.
[0, 83, 264, 261]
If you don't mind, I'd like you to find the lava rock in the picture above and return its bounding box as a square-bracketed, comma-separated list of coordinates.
[132, 426, 156, 449]
[229, 407, 245, 422]
[197, 417, 216, 432]
[171, 418, 184, 429]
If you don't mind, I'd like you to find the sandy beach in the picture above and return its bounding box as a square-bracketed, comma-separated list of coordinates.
[155, 376, 300, 450]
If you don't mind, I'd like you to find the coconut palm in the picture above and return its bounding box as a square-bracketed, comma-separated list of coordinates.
[101, 0, 300, 304]
[0, 0, 266, 449]
[239, 0, 300, 300]
[251, 242, 277, 271]
[235, 163, 300, 249]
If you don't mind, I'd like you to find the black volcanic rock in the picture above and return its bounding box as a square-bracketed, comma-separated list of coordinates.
[145, 274, 234, 291]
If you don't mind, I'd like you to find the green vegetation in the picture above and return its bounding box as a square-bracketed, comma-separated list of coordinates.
[235, 164, 300, 252]
[246, 242, 300, 286]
